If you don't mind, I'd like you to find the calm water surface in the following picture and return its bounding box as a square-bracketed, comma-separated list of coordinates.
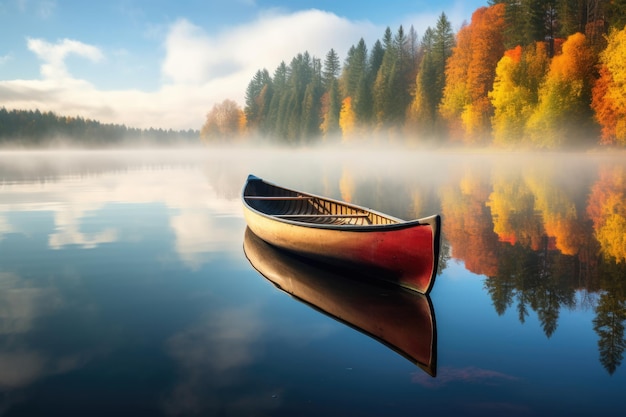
[1, 148, 625, 416]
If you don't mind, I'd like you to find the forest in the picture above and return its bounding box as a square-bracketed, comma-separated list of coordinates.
[0, 108, 199, 148]
[202, 0, 626, 148]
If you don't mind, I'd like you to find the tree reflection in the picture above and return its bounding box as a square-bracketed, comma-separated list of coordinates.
[440, 169, 500, 277]
[593, 258, 626, 375]
[314, 157, 626, 374]
[588, 166, 626, 263]
[484, 238, 577, 337]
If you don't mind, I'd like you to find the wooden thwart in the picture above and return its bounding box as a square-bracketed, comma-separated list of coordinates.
[275, 213, 370, 218]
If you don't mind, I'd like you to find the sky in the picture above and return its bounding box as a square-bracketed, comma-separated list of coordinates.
[0, 0, 488, 131]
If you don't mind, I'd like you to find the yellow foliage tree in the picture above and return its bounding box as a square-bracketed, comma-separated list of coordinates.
[339, 97, 356, 140]
[526, 33, 597, 148]
[489, 46, 535, 146]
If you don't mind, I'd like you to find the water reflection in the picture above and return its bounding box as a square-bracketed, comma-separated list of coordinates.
[0, 149, 624, 416]
[243, 228, 437, 376]
[324, 153, 626, 375]
[0, 163, 242, 269]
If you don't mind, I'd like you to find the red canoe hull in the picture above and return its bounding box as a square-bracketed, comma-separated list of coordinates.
[242, 175, 441, 294]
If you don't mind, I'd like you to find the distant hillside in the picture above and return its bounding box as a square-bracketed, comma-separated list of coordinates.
[0, 108, 200, 148]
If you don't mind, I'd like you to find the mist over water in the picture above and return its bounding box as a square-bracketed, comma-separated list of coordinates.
[1, 146, 626, 416]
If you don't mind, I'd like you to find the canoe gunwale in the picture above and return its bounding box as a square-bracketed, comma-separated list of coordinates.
[242, 174, 438, 232]
[241, 174, 441, 295]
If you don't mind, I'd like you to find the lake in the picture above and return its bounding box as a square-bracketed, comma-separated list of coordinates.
[1, 148, 625, 417]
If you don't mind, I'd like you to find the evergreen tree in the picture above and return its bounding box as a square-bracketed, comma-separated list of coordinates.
[368, 39, 385, 80]
[340, 39, 368, 99]
[320, 49, 342, 138]
[433, 13, 455, 78]
[373, 26, 414, 129]
[407, 14, 455, 140]
[322, 48, 341, 89]
[244, 69, 271, 130]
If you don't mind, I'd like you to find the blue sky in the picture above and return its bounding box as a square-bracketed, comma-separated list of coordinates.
[0, 0, 487, 130]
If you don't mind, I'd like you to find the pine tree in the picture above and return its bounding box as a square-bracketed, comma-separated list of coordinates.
[322, 49, 341, 89]
[320, 49, 342, 139]
[244, 69, 271, 131]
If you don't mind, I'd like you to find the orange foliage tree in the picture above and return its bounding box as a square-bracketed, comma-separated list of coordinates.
[200, 99, 246, 143]
[591, 26, 626, 145]
[439, 23, 472, 140]
[440, 4, 506, 144]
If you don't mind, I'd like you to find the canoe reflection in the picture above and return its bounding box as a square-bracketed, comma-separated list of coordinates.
[243, 227, 437, 377]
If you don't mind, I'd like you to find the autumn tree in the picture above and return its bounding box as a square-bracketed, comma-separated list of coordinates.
[440, 4, 506, 143]
[489, 42, 550, 145]
[339, 97, 356, 140]
[201, 99, 245, 143]
[591, 26, 626, 145]
[527, 32, 597, 148]
[489, 47, 530, 145]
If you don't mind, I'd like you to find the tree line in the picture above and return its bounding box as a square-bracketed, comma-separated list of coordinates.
[202, 0, 626, 148]
[0, 108, 199, 148]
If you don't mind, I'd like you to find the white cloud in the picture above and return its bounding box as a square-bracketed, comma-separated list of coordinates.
[162, 11, 376, 85]
[0, 9, 379, 130]
[27, 37, 104, 80]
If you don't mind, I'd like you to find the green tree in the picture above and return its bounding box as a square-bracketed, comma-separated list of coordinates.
[244, 69, 271, 131]
[320, 49, 342, 139]
[373, 25, 414, 130]
[407, 14, 455, 140]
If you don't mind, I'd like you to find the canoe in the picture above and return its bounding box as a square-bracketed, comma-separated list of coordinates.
[243, 227, 437, 376]
[242, 174, 441, 294]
